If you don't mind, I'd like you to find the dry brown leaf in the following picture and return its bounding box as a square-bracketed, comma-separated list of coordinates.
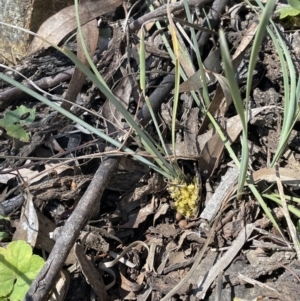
[213, 73, 232, 108]
[120, 267, 143, 292]
[59, 18, 98, 112]
[12, 191, 38, 246]
[49, 270, 70, 301]
[133, 202, 155, 228]
[252, 167, 300, 185]
[156, 241, 177, 274]
[27, 0, 123, 55]
[145, 240, 161, 273]
[199, 106, 273, 177]
[177, 34, 195, 78]
[167, 250, 186, 267]
[199, 21, 258, 134]
[238, 274, 279, 294]
[75, 243, 110, 301]
[179, 48, 222, 92]
[102, 72, 132, 137]
[153, 203, 169, 226]
[35, 210, 55, 253]
[165, 141, 189, 158]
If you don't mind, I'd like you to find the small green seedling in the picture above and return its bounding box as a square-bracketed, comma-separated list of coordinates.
[0, 240, 44, 301]
[0, 231, 10, 242]
[276, 0, 300, 19]
[0, 105, 35, 142]
[0, 215, 11, 242]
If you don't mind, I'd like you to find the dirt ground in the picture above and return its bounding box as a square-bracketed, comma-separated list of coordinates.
[0, 0, 300, 300]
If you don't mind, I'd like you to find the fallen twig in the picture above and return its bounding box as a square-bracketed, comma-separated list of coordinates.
[24, 156, 120, 301]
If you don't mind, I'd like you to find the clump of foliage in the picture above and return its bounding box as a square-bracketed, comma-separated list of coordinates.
[0, 240, 44, 301]
[0, 105, 35, 142]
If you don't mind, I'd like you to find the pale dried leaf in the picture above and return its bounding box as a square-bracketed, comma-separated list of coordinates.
[6, 163, 72, 185]
[238, 273, 279, 293]
[167, 249, 186, 266]
[102, 74, 132, 137]
[133, 202, 155, 228]
[177, 230, 195, 250]
[13, 192, 38, 246]
[49, 270, 70, 301]
[153, 203, 169, 226]
[157, 241, 177, 274]
[145, 242, 160, 273]
[252, 167, 300, 186]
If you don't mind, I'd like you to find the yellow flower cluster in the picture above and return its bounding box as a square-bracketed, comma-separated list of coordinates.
[168, 177, 199, 218]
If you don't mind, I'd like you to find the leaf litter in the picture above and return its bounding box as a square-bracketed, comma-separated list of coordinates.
[0, 1, 300, 301]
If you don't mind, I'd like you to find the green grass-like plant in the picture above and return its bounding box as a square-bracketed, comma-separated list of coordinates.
[0, 0, 299, 226]
[1, 0, 300, 299]
[0, 0, 202, 217]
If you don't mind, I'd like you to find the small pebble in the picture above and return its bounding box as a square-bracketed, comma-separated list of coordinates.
[175, 212, 183, 221]
[178, 219, 187, 229]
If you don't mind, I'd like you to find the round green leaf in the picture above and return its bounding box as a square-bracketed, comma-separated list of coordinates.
[0, 249, 14, 297]
[288, 0, 300, 10]
[277, 5, 300, 18]
[0, 241, 44, 300]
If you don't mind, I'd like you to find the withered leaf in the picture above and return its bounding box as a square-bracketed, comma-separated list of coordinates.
[12, 192, 38, 246]
[199, 106, 274, 177]
[27, 0, 123, 55]
[58, 18, 98, 112]
[199, 21, 258, 134]
[179, 48, 222, 92]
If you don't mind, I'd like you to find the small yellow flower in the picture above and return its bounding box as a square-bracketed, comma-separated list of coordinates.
[187, 184, 195, 192]
[177, 208, 185, 215]
[168, 176, 200, 218]
[189, 199, 196, 207]
[168, 186, 176, 193]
